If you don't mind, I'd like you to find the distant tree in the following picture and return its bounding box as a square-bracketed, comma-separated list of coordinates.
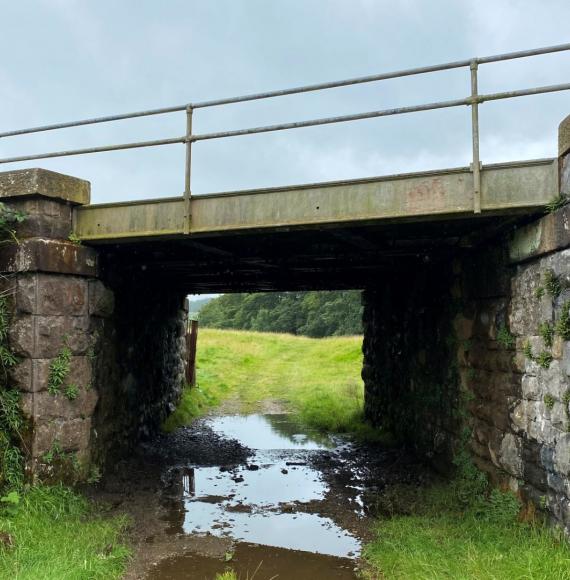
[199, 290, 362, 336]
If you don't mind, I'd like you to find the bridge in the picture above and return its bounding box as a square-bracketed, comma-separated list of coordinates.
[1, 44, 570, 530]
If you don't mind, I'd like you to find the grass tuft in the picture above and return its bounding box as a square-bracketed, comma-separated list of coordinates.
[496, 325, 515, 349]
[546, 195, 567, 213]
[215, 572, 238, 580]
[544, 270, 563, 298]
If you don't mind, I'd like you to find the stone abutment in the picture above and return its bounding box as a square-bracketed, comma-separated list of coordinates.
[363, 114, 570, 530]
[0, 170, 186, 482]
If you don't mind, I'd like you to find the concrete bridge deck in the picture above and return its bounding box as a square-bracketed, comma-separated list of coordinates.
[74, 158, 557, 242]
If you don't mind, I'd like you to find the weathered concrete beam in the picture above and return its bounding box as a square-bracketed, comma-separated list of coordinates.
[74, 159, 556, 242]
[509, 116, 570, 264]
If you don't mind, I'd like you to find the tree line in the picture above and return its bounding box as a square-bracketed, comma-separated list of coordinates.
[197, 291, 363, 337]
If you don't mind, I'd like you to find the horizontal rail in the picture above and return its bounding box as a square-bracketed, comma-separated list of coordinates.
[1, 82, 568, 164]
[0, 137, 184, 165]
[193, 42, 570, 109]
[0, 105, 188, 140]
[193, 98, 471, 141]
[193, 83, 570, 141]
[1, 42, 569, 140]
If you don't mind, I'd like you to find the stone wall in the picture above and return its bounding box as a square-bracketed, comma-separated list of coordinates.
[0, 169, 187, 482]
[90, 274, 187, 467]
[362, 262, 461, 469]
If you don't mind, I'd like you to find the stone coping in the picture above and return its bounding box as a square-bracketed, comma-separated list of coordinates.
[0, 168, 90, 205]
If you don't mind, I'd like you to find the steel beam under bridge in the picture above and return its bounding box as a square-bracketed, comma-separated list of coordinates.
[75, 158, 557, 242]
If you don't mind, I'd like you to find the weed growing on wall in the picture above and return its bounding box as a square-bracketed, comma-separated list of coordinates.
[64, 383, 79, 401]
[0, 204, 27, 490]
[48, 344, 72, 395]
[0, 297, 24, 490]
[523, 340, 533, 360]
[556, 301, 570, 340]
[544, 394, 555, 410]
[545, 195, 567, 213]
[496, 326, 515, 349]
[538, 322, 555, 348]
[0, 202, 25, 242]
[563, 390, 570, 432]
[543, 270, 563, 298]
[536, 351, 553, 369]
[67, 232, 82, 245]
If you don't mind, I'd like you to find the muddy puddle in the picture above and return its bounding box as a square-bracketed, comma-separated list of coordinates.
[95, 410, 429, 579]
[154, 414, 361, 578]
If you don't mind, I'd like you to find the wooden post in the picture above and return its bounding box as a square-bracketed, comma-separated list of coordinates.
[186, 319, 199, 386]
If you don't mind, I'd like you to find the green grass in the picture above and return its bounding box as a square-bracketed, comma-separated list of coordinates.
[364, 483, 570, 579]
[0, 486, 130, 579]
[215, 572, 237, 580]
[164, 328, 374, 436]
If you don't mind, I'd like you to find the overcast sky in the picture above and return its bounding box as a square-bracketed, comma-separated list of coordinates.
[1, 0, 569, 203]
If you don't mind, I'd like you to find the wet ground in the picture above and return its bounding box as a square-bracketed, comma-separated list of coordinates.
[92, 408, 429, 579]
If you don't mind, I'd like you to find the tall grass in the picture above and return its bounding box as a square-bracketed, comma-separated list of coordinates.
[164, 328, 371, 436]
[0, 485, 130, 579]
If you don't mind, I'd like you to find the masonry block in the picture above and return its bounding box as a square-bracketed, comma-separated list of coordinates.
[32, 418, 92, 457]
[31, 356, 92, 394]
[88, 279, 114, 317]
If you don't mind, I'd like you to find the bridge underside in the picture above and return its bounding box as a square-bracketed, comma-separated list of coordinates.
[100, 213, 533, 293]
[73, 158, 556, 293]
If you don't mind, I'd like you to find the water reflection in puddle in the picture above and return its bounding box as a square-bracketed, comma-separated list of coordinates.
[162, 414, 362, 577]
[209, 414, 335, 451]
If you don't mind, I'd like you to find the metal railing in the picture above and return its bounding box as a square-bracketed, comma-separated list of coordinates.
[1, 43, 569, 230]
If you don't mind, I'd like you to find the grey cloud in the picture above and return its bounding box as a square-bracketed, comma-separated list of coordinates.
[0, 0, 568, 201]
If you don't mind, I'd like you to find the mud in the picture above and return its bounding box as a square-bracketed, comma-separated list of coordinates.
[90, 410, 430, 579]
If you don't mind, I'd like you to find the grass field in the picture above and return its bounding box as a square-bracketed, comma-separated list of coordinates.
[164, 328, 372, 435]
[0, 486, 130, 579]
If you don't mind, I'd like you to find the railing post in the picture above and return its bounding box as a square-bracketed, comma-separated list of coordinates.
[470, 60, 482, 214]
[184, 105, 194, 234]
